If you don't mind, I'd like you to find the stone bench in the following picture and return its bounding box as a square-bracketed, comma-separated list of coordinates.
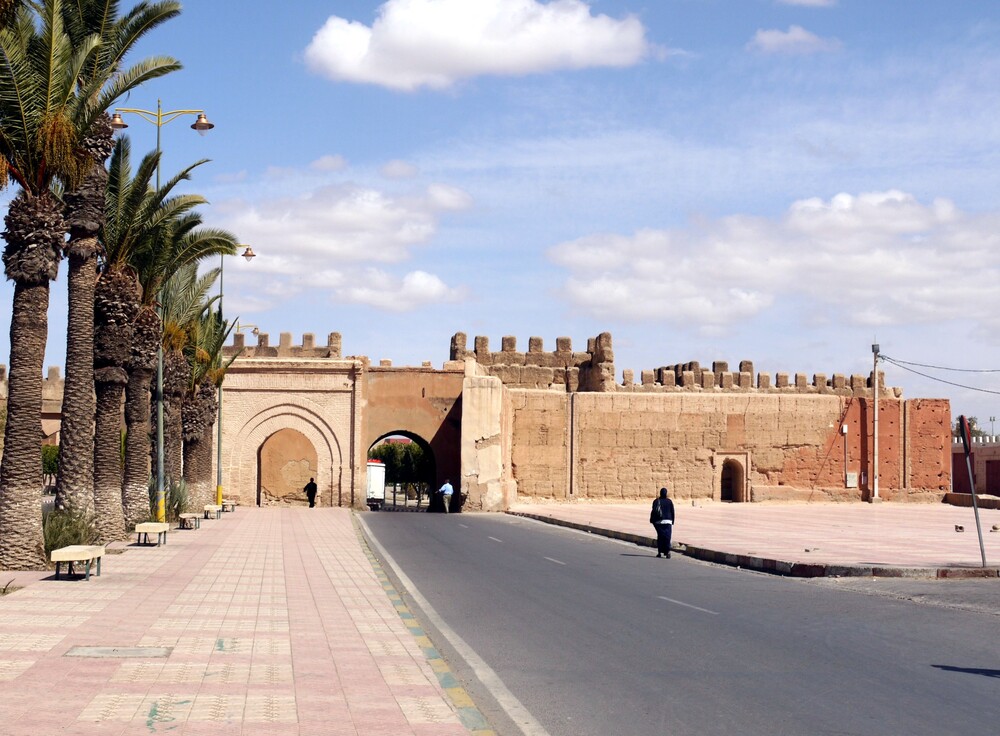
[51, 545, 105, 580]
[221, 500, 237, 513]
[178, 513, 201, 530]
[204, 504, 222, 520]
[135, 522, 170, 546]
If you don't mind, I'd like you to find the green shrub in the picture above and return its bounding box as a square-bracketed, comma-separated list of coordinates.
[41, 444, 59, 490]
[148, 477, 190, 522]
[43, 508, 97, 559]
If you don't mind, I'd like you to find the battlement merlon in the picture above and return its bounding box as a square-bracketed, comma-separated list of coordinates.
[620, 359, 900, 398]
[450, 332, 617, 392]
[223, 332, 343, 360]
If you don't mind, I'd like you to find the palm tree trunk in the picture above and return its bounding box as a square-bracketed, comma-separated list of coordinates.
[55, 156, 110, 515]
[123, 309, 160, 528]
[182, 432, 214, 508]
[123, 365, 153, 527]
[93, 267, 138, 543]
[163, 350, 188, 486]
[0, 282, 50, 569]
[164, 399, 183, 486]
[54, 249, 97, 515]
[93, 377, 127, 542]
[183, 381, 218, 508]
[0, 190, 65, 570]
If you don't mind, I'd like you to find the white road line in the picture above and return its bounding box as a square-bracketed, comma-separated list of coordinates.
[543, 557, 566, 566]
[358, 517, 551, 736]
[488, 536, 503, 543]
[657, 596, 719, 615]
[458, 523, 469, 528]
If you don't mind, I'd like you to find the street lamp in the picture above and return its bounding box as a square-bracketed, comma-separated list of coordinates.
[110, 100, 215, 522]
[217, 245, 256, 505]
[991, 416, 996, 437]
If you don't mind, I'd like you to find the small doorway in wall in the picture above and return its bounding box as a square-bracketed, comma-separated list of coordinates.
[717, 455, 748, 502]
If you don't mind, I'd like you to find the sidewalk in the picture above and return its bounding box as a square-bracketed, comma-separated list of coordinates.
[508, 500, 1000, 578]
[0, 508, 479, 736]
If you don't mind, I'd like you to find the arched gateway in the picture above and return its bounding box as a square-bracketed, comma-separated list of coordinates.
[212, 330, 951, 511]
[215, 334, 464, 509]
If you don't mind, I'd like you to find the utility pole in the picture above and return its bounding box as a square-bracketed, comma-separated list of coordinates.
[871, 343, 880, 502]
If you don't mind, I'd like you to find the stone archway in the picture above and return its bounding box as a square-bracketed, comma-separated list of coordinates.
[258, 428, 318, 506]
[368, 431, 438, 510]
[229, 403, 345, 508]
[719, 457, 747, 502]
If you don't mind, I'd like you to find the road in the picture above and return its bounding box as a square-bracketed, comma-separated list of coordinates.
[361, 512, 1000, 736]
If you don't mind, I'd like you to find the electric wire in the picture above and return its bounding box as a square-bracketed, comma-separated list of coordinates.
[881, 357, 1000, 373]
[880, 355, 1000, 396]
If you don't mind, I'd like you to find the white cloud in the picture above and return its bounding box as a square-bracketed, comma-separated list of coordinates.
[310, 154, 348, 171]
[337, 269, 466, 311]
[381, 159, 419, 179]
[549, 191, 1000, 332]
[215, 180, 472, 312]
[748, 25, 841, 54]
[304, 0, 654, 91]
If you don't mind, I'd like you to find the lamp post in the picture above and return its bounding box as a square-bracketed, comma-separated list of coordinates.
[871, 343, 880, 503]
[217, 246, 256, 505]
[110, 100, 215, 522]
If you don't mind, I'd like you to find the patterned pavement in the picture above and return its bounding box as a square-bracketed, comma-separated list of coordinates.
[0, 508, 479, 736]
[509, 500, 1000, 574]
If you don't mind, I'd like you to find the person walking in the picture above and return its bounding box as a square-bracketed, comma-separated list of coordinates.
[650, 487, 675, 558]
[439, 479, 454, 513]
[304, 477, 318, 508]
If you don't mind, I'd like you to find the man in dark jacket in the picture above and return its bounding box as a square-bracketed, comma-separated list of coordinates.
[304, 478, 318, 508]
[650, 487, 675, 558]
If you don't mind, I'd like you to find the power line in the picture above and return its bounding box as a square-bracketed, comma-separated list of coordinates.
[881, 356, 1000, 396]
[881, 356, 1000, 373]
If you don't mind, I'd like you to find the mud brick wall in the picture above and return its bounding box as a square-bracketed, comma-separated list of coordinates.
[507, 390, 952, 502]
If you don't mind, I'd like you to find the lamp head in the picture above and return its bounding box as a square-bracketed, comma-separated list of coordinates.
[109, 113, 128, 130]
[191, 113, 214, 133]
[241, 246, 256, 262]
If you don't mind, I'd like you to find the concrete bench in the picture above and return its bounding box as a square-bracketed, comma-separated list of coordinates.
[204, 504, 222, 520]
[178, 513, 201, 530]
[135, 522, 169, 546]
[221, 499, 237, 513]
[51, 545, 105, 580]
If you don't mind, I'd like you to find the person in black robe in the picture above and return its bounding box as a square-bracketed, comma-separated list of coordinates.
[650, 487, 675, 558]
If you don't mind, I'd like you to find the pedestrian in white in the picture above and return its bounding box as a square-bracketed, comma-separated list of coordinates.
[439, 479, 454, 513]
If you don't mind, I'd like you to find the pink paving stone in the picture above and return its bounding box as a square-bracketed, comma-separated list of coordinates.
[0, 508, 476, 735]
[509, 501, 1000, 570]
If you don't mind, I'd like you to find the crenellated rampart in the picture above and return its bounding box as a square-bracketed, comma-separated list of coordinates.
[450, 331, 898, 398]
[622, 358, 898, 399]
[449, 331, 616, 392]
[222, 331, 345, 360]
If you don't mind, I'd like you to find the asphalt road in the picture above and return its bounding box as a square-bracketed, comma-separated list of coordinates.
[361, 512, 1000, 736]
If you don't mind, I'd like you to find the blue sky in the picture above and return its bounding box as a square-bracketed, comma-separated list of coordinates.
[5, 0, 1000, 426]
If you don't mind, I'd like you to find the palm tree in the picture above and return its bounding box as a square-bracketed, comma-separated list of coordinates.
[55, 0, 180, 516]
[117, 167, 236, 524]
[181, 291, 234, 507]
[159, 261, 218, 496]
[99, 137, 222, 530]
[0, 1, 108, 568]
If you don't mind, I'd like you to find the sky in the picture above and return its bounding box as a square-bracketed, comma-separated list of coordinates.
[3, 0, 1000, 428]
